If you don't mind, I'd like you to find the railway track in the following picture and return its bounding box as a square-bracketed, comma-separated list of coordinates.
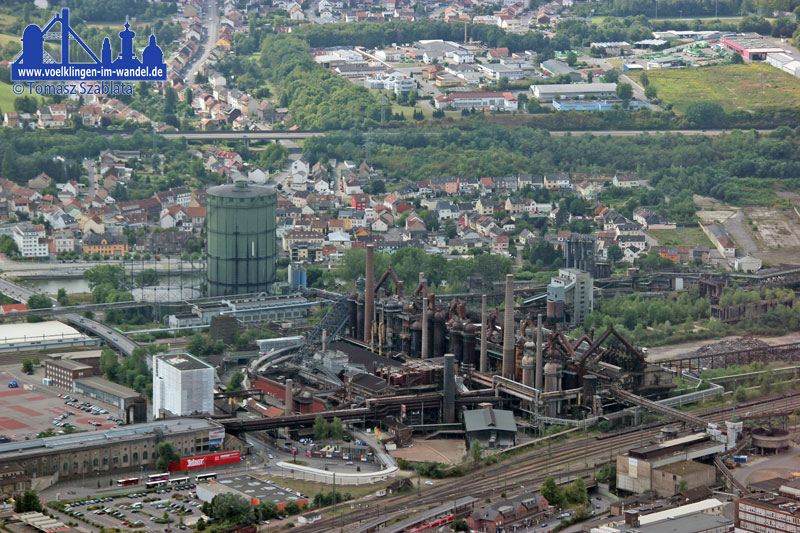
[297, 391, 800, 532]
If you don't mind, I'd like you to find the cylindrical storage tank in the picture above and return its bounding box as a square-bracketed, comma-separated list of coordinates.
[433, 312, 446, 358]
[410, 320, 422, 357]
[450, 320, 463, 362]
[206, 181, 277, 296]
[463, 323, 476, 368]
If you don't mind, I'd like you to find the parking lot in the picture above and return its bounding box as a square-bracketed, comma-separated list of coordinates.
[60, 483, 204, 532]
[0, 365, 122, 439]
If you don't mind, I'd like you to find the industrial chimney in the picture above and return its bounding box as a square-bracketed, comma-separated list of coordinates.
[535, 314, 543, 391]
[479, 294, 488, 373]
[364, 245, 375, 344]
[284, 379, 294, 416]
[421, 274, 429, 359]
[502, 274, 515, 379]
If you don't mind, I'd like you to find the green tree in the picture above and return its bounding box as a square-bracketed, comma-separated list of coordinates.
[14, 490, 42, 513]
[313, 415, 329, 440]
[1, 147, 15, 179]
[639, 72, 649, 87]
[616, 82, 633, 102]
[734, 386, 747, 402]
[685, 101, 725, 128]
[134, 269, 159, 287]
[57, 288, 70, 306]
[27, 294, 52, 310]
[470, 440, 483, 465]
[677, 479, 688, 493]
[0, 234, 18, 255]
[210, 493, 254, 525]
[644, 84, 658, 100]
[730, 52, 744, 64]
[227, 370, 245, 391]
[541, 476, 564, 507]
[21, 358, 33, 373]
[607, 244, 623, 265]
[566, 51, 578, 66]
[329, 417, 344, 440]
[156, 442, 180, 471]
[84, 265, 129, 291]
[565, 478, 588, 505]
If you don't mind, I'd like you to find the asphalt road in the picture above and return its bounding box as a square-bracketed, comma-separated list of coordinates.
[184, 0, 219, 86]
[0, 277, 37, 302]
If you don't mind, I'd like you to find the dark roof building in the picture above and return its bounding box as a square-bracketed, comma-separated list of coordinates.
[463, 408, 517, 449]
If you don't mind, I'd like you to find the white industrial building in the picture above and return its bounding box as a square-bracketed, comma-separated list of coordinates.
[530, 82, 617, 101]
[13, 224, 49, 257]
[153, 352, 215, 418]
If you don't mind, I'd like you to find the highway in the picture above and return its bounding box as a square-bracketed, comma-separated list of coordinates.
[0, 277, 38, 303]
[62, 313, 140, 358]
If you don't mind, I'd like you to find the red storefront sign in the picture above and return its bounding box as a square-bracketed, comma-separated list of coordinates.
[168, 451, 241, 471]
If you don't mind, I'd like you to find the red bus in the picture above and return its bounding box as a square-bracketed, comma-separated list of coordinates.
[116, 478, 140, 487]
[148, 473, 170, 482]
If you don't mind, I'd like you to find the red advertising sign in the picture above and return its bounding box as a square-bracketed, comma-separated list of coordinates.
[168, 451, 241, 471]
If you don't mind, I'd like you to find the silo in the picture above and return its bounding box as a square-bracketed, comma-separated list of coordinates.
[206, 181, 277, 297]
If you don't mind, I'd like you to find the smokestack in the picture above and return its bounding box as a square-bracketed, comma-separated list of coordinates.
[502, 274, 515, 380]
[322, 329, 327, 352]
[443, 353, 455, 424]
[421, 274, 429, 359]
[535, 314, 543, 391]
[364, 245, 375, 345]
[479, 294, 488, 373]
[284, 379, 294, 416]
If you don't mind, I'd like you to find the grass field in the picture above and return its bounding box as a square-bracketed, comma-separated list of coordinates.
[0, 82, 16, 114]
[631, 64, 800, 112]
[646, 227, 713, 247]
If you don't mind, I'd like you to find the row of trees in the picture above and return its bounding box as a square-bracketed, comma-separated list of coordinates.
[304, 126, 800, 217]
[334, 247, 512, 294]
[541, 476, 589, 508]
[313, 415, 345, 441]
[99, 346, 157, 398]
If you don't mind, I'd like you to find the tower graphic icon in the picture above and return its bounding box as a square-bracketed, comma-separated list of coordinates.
[12, 8, 167, 81]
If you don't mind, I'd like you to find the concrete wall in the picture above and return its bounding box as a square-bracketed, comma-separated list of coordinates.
[652, 462, 716, 497]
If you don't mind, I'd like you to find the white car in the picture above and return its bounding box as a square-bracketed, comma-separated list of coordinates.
[425, 481, 434, 486]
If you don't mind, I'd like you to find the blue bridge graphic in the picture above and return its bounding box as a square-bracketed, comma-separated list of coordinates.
[12, 8, 166, 82]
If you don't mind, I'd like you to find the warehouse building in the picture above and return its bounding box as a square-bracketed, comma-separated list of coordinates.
[433, 91, 518, 111]
[153, 352, 215, 418]
[45, 358, 93, 390]
[616, 434, 725, 495]
[0, 418, 225, 481]
[73, 376, 147, 423]
[196, 474, 308, 510]
[463, 408, 517, 449]
[722, 35, 784, 60]
[0, 321, 98, 353]
[530, 82, 617, 101]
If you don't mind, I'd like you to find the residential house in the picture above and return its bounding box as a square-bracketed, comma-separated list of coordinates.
[613, 172, 644, 188]
[82, 232, 129, 256]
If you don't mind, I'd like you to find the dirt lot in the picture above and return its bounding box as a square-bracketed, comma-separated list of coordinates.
[743, 207, 800, 262]
[0, 365, 117, 439]
[693, 195, 800, 264]
[390, 439, 466, 465]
